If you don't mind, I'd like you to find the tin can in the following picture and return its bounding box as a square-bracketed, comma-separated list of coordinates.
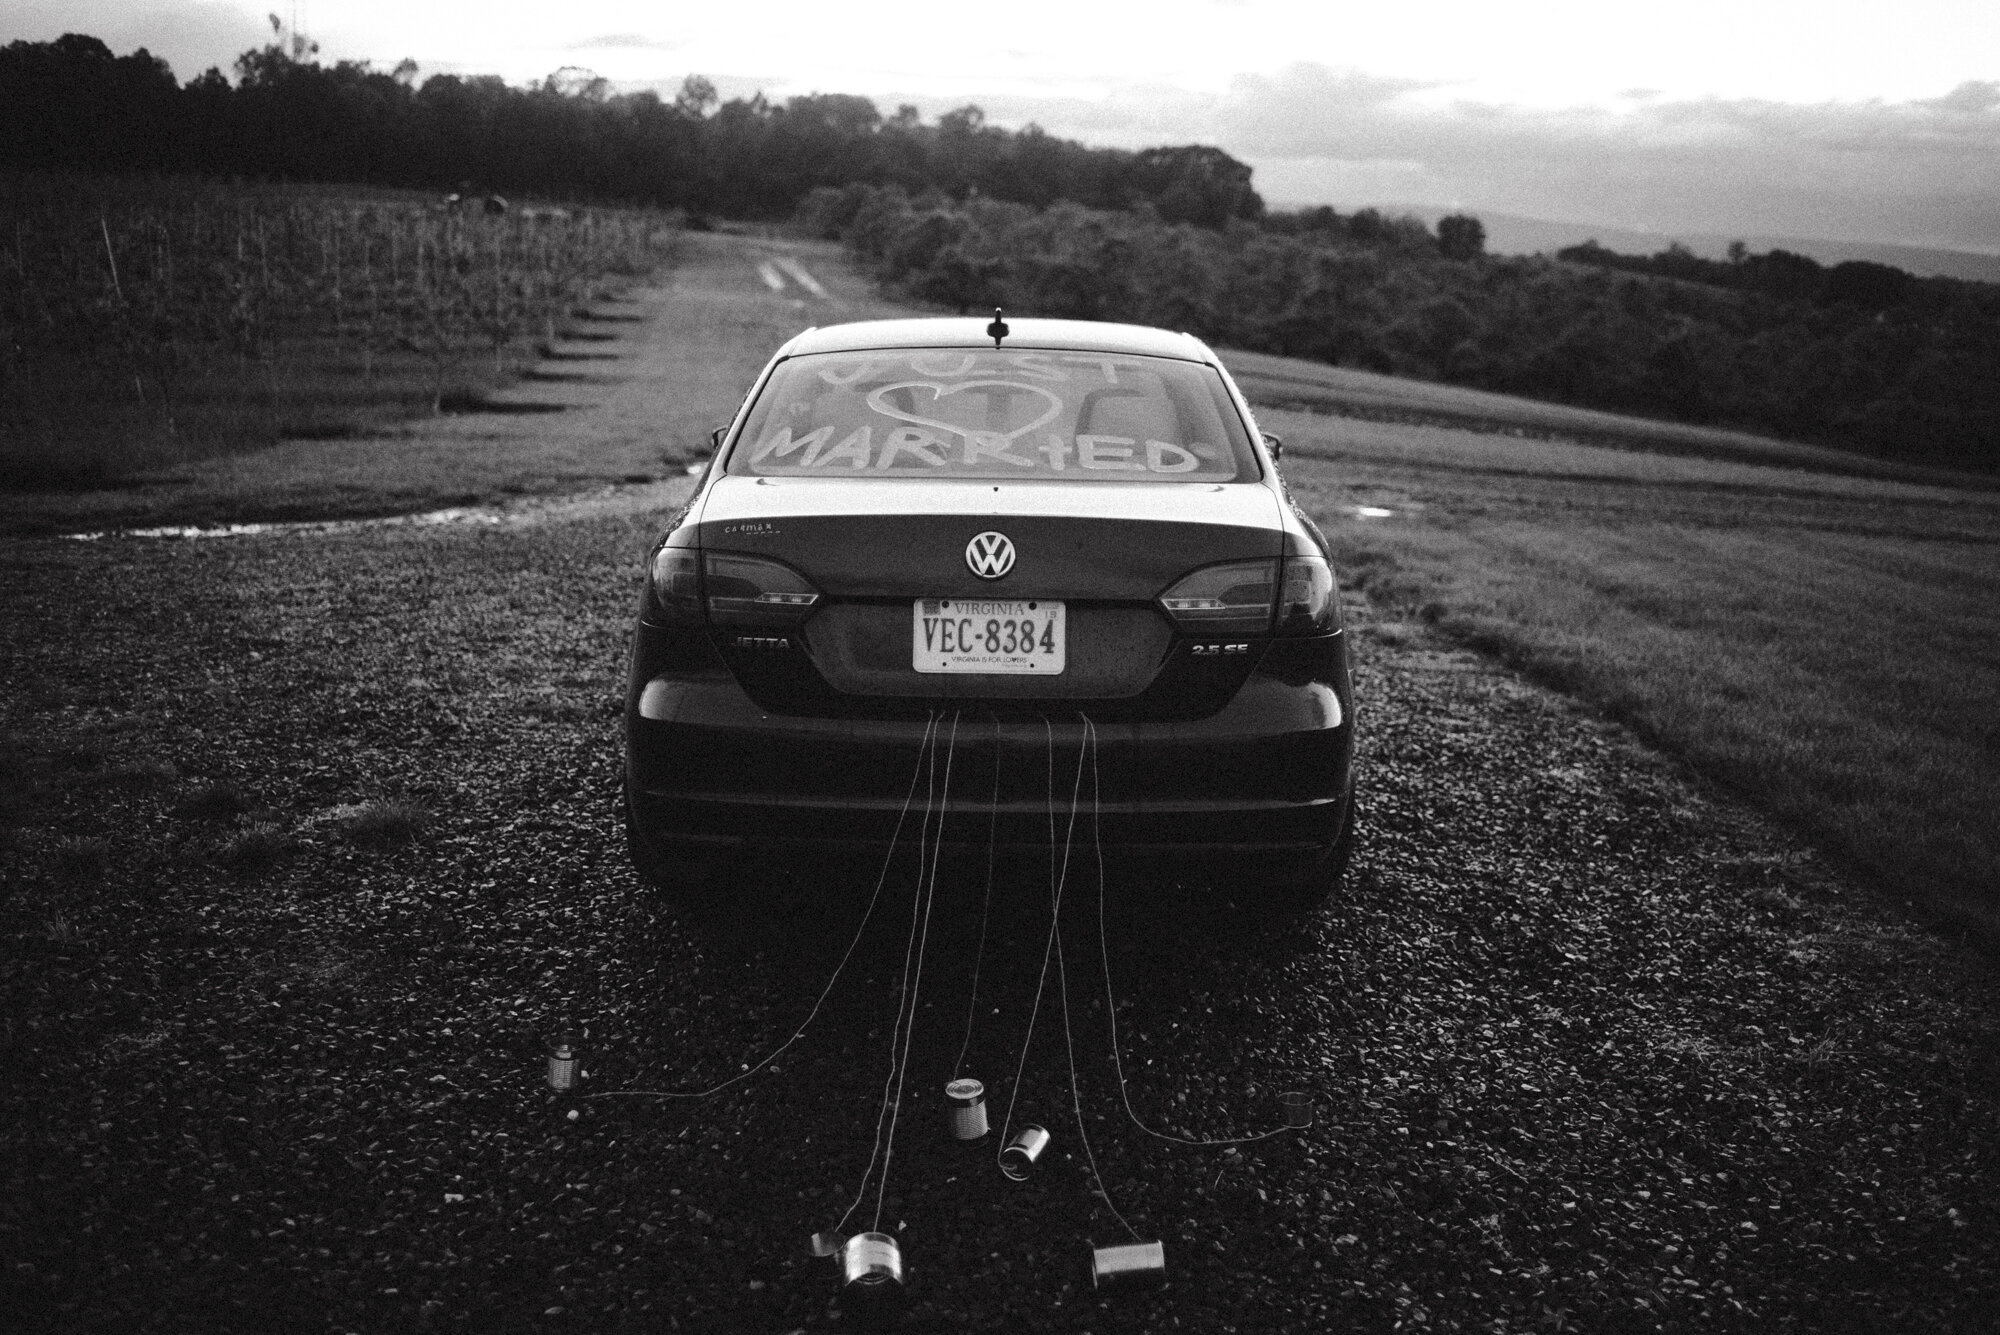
[840, 1231, 905, 1310]
[809, 1230, 843, 1259]
[546, 1036, 579, 1092]
[945, 1078, 989, 1141]
[999, 1124, 1050, 1181]
[1280, 1090, 1313, 1128]
[1091, 1239, 1167, 1289]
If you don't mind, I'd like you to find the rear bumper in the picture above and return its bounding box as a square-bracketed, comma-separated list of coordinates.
[625, 631, 1354, 858]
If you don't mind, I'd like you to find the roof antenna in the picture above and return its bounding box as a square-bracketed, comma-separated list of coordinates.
[987, 307, 1009, 349]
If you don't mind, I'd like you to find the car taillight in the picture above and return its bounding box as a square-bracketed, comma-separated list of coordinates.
[1157, 555, 1340, 638]
[1157, 559, 1277, 635]
[1274, 554, 1340, 636]
[648, 549, 822, 627]
[649, 547, 703, 622]
[704, 552, 821, 626]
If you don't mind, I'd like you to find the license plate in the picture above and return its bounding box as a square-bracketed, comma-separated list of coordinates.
[913, 599, 1065, 674]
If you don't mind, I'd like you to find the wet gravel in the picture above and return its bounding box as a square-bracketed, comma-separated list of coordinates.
[4, 510, 2000, 1333]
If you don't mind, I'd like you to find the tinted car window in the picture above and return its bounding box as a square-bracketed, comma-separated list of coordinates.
[727, 348, 1259, 481]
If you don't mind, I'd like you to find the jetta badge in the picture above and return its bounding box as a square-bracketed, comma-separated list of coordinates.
[965, 531, 1016, 579]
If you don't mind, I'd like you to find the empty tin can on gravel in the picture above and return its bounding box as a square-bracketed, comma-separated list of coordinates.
[1091, 1239, 1167, 1289]
[999, 1124, 1050, 1180]
[945, 1078, 989, 1141]
[809, 1230, 843, 1259]
[1280, 1090, 1313, 1127]
[840, 1231, 905, 1308]
[546, 1036, 579, 1092]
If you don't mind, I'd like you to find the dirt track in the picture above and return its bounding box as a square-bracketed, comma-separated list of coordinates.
[5, 234, 2000, 1333]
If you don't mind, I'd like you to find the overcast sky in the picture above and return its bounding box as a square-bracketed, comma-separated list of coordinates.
[13, 0, 2000, 254]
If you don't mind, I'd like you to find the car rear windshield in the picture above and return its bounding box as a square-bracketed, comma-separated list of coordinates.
[726, 348, 1259, 481]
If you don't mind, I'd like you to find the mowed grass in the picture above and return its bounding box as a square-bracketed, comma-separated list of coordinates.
[1252, 393, 2000, 933]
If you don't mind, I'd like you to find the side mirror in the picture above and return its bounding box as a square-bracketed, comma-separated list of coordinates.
[1260, 431, 1284, 462]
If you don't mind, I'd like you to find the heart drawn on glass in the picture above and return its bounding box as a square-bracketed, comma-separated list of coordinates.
[865, 380, 1066, 456]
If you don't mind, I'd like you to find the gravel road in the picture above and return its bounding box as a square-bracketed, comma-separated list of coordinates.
[5, 238, 1999, 1333]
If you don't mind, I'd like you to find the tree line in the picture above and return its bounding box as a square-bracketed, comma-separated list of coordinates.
[810, 188, 1999, 470]
[1556, 240, 1918, 312]
[0, 33, 1264, 227]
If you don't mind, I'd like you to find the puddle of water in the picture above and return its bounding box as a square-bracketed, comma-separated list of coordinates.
[1354, 505, 1395, 519]
[58, 478, 694, 543]
[65, 507, 505, 542]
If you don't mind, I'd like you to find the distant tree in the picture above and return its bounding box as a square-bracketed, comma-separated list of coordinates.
[938, 104, 986, 135]
[1824, 260, 1915, 310]
[1295, 206, 1345, 235]
[1127, 145, 1263, 229]
[1641, 242, 1739, 288]
[783, 92, 880, 136]
[233, 31, 305, 87]
[673, 75, 718, 120]
[541, 66, 609, 101]
[1437, 213, 1485, 261]
[1341, 208, 1432, 253]
[1740, 248, 1824, 302]
[263, 10, 317, 62]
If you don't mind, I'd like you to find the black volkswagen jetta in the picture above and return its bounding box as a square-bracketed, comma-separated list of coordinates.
[624, 316, 1355, 912]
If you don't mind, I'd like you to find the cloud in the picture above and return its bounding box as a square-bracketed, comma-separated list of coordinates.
[571, 33, 679, 52]
[1265, 67, 1998, 242]
[969, 62, 2000, 253]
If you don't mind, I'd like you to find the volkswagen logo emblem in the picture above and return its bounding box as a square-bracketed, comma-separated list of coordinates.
[965, 531, 1016, 579]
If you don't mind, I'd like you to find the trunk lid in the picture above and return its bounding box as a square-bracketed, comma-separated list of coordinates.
[694, 476, 1284, 599]
[692, 477, 1284, 710]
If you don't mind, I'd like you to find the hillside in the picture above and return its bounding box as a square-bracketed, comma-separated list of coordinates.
[818, 187, 2000, 475]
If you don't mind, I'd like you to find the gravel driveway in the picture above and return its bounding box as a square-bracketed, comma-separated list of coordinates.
[5, 240, 1999, 1333]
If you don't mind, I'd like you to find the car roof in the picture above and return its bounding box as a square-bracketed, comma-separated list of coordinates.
[777, 317, 1217, 363]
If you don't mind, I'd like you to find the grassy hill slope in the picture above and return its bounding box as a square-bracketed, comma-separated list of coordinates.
[1249, 369, 2000, 934]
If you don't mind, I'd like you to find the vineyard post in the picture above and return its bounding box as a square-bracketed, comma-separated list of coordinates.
[100, 215, 154, 411]
[415, 222, 448, 413]
[256, 213, 277, 415]
[148, 217, 182, 437]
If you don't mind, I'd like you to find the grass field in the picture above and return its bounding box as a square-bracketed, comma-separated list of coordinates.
[1246, 385, 2000, 935]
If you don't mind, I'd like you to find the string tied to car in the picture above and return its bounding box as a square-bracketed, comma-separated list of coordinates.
[557, 708, 1316, 1310]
